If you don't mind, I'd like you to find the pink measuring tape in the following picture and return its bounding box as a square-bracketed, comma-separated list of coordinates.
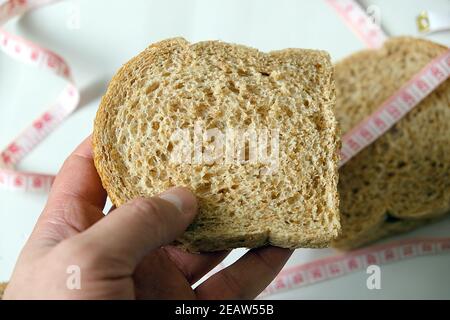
[326, 0, 387, 49]
[339, 50, 450, 166]
[326, 0, 450, 166]
[259, 237, 450, 298]
[0, 0, 449, 297]
[0, 0, 79, 192]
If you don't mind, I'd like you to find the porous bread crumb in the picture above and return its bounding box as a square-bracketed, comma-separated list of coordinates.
[93, 38, 340, 252]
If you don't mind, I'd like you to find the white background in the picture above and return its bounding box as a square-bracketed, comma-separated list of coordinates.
[0, 0, 449, 299]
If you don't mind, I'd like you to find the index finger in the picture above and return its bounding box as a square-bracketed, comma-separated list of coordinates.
[47, 136, 107, 210]
[195, 246, 293, 299]
[32, 136, 107, 244]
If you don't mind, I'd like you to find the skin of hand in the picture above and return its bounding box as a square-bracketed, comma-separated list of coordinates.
[4, 136, 292, 300]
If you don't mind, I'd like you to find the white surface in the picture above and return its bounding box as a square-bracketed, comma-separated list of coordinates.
[0, 0, 449, 299]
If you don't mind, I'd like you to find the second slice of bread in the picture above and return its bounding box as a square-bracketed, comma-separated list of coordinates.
[93, 38, 340, 252]
[333, 37, 450, 249]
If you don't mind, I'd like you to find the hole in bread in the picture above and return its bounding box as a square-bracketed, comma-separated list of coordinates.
[195, 103, 208, 116]
[426, 191, 435, 197]
[197, 183, 211, 194]
[174, 82, 184, 89]
[248, 97, 258, 105]
[202, 173, 212, 180]
[397, 161, 406, 168]
[146, 82, 160, 95]
[167, 142, 173, 152]
[130, 176, 139, 186]
[384, 212, 402, 224]
[259, 71, 270, 77]
[227, 81, 240, 94]
[193, 222, 205, 228]
[204, 87, 213, 95]
[244, 140, 250, 161]
[169, 101, 180, 111]
[390, 126, 399, 136]
[179, 122, 189, 129]
[237, 68, 249, 76]
[256, 106, 268, 119]
[130, 124, 137, 136]
[311, 177, 320, 189]
[126, 114, 133, 124]
[287, 196, 298, 204]
[246, 84, 257, 94]
[152, 122, 160, 130]
[140, 122, 148, 133]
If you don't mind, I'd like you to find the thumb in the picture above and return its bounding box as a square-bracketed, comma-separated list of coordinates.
[73, 187, 197, 269]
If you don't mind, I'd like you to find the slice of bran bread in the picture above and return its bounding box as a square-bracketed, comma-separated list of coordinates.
[333, 37, 450, 250]
[93, 38, 340, 252]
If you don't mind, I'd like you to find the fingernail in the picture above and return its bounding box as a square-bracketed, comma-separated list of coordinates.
[159, 187, 197, 215]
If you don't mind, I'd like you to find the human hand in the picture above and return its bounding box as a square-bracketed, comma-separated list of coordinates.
[4, 136, 292, 299]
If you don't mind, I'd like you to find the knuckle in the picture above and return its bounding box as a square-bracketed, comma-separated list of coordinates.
[129, 198, 159, 215]
[128, 198, 166, 224]
[127, 197, 170, 241]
